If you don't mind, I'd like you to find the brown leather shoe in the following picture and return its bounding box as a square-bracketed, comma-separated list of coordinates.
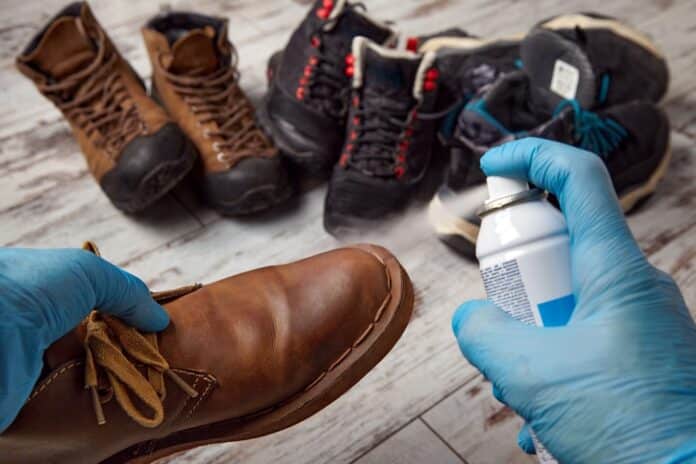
[142, 13, 292, 216]
[0, 242, 413, 463]
[15, 2, 197, 214]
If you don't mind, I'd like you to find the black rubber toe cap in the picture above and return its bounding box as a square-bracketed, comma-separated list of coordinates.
[202, 156, 292, 215]
[100, 123, 196, 213]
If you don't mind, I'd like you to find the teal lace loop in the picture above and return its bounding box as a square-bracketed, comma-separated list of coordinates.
[553, 99, 627, 158]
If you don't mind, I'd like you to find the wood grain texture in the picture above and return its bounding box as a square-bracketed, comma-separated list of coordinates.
[354, 419, 465, 464]
[1, 1, 695, 463]
[422, 376, 536, 464]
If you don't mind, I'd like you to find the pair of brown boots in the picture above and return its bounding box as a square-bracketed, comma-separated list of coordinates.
[17, 2, 290, 215]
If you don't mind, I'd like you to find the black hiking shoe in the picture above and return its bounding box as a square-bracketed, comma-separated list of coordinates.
[324, 38, 446, 235]
[259, 0, 396, 178]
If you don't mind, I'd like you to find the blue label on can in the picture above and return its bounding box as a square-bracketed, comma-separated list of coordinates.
[537, 294, 575, 327]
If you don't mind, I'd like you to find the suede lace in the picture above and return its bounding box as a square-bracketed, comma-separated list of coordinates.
[81, 242, 200, 428]
[38, 31, 145, 157]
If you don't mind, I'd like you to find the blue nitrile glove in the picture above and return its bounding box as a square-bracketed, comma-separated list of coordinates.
[452, 138, 696, 463]
[0, 247, 170, 433]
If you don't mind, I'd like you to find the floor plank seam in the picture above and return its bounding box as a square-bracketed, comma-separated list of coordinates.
[347, 416, 421, 464]
[170, 193, 207, 228]
[419, 417, 470, 464]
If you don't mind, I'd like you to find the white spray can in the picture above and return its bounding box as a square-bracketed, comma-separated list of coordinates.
[476, 176, 576, 464]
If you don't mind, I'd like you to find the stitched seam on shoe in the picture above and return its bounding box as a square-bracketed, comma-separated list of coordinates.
[131, 251, 402, 438]
[27, 360, 82, 403]
[132, 371, 217, 458]
[184, 377, 216, 421]
[255, 249, 394, 415]
[307, 248, 392, 383]
[176, 375, 201, 421]
[174, 372, 203, 421]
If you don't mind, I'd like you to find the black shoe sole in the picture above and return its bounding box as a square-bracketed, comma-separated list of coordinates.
[105, 139, 198, 214]
[205, 180, 294, 216]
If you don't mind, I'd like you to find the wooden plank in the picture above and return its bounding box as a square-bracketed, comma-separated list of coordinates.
[627, 132, 696, 257]
[650, 222, 696, 315]
[0, 119, 203, 263]
[354, 419, 465, 464]
[422, 375, 536, 464]
[1, 1, 694, 463]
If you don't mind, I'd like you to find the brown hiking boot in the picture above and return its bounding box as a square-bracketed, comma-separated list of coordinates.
[0, 241, 414, 463]
[16, 2, 197, 214]
[142, 13, 292, 216]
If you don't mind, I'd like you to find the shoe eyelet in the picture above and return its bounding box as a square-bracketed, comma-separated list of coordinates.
[212, 141, 221, 151]
[216, 152, 228, 163]
[204, 129, 211, 139]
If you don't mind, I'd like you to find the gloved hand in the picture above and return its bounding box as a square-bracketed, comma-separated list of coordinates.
[0, 246, 170, 433]
[452, 138, 696, 463]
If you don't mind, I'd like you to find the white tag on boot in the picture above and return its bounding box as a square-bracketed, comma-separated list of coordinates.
[549, 59, 579, 100]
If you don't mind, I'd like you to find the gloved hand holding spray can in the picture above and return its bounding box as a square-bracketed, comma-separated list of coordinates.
[476, 176, 575, 463]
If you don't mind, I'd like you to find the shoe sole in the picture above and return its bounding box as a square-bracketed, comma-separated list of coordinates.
[207, 180, 294, 216]
[429, 143, 673, 259]
[116, 244, 414, 464]
[108, 139, 198, 214]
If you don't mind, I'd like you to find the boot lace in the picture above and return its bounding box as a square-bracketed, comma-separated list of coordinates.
[298, 2, 368, 120]
[38, 43, 145, 158]
[343, 87, 414, 178]
[161, 51, 273, 164]
[554, 99, 628, 157]
[80, 242, 201, 428]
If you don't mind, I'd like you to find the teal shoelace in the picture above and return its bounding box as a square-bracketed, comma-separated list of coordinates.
[553, 99, 628, 158]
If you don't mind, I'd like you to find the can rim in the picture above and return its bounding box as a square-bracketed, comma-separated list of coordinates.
[476, 188, 546, 217]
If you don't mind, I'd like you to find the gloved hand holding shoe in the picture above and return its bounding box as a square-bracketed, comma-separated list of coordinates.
[0, 245, 169, 433]
[452, 138, 696, 463]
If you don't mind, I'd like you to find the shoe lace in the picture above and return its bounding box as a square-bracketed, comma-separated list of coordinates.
[80, 242, 201, 428]
[343, 87, 414, 178]
[38, 43, 145, 158]
[298, 2, 368, 120]
[554, 99, 628, 158]
[161, 51, 272, 163]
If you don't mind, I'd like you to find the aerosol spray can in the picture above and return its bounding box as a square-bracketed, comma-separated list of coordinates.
[476, 176, 576, 464]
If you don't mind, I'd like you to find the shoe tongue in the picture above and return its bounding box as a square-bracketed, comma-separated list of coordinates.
[362, 47, 419, 101]
[25, 16, 96, 80]
[167, 26, 220, 75]
[521, 29, 596, 112]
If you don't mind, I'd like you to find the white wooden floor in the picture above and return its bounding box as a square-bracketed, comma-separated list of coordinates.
[2, 1, 695, 463]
